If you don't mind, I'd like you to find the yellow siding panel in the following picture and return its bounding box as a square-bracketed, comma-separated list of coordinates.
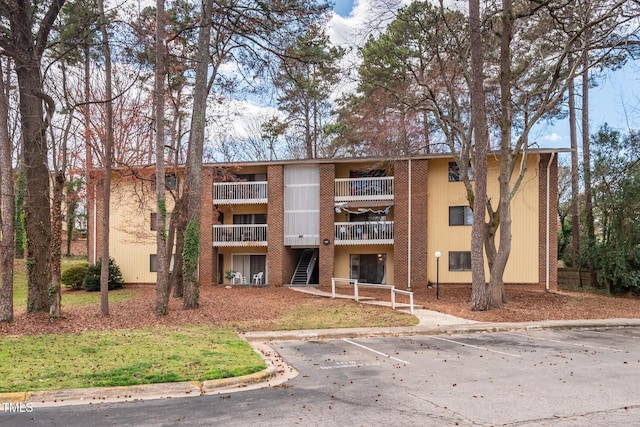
[427, 156, 540, 284]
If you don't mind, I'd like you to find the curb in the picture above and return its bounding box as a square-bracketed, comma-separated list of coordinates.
[2, 318, 638, 407]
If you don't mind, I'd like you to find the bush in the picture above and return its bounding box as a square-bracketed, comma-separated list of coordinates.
[61, 264, 88, 290]
[83, 258, 124, 292]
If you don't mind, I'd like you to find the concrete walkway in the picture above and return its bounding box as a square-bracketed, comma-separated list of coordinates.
[288, 285, 479, 327]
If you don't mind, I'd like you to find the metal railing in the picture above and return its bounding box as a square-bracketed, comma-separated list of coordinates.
[213, 181, 268, 204]
[212, 224, 267, 246]
[334, 221, 394, 244]
[335, 176, 394, 201]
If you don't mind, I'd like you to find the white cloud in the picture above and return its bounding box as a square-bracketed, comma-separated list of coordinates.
[542, 133, 563, 142]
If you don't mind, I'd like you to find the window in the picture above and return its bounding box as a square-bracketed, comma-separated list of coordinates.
[233, 214, 267, 224]
[150, 254, 175, 272]
[165, 174, 178, 190]
[150, 212, 157, 230]
[448, 162, 473, 182]
[449, 251, 471, 271]
[151, 174, 178, 190]
[449, 206, 473, 226]
[236, 173, 267, 182]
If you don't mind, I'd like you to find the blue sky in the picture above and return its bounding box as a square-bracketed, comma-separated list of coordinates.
[328, 1, 639, 150]
[333, 0, 355, 17]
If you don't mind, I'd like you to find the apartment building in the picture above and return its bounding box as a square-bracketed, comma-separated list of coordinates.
[88, 151, 559, 290]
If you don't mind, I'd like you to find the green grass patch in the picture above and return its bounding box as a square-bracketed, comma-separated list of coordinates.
[231, 301, 419, 332]
[8, 258, 133, 307]
[0, 325, 265, 393]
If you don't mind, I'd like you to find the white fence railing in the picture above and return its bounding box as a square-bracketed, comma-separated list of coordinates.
[212, 224, 267, 246]
[213, 181, 268, 204]
[335, 177, 394, 201]
[331, 277, 414, 314]
[334, 221, 394, 244]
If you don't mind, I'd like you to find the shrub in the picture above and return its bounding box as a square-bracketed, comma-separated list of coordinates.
[61, 264, 88, 290]
[83, 258, 124, 292]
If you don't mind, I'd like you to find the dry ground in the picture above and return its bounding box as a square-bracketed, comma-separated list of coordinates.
[1, 282, 638, 336]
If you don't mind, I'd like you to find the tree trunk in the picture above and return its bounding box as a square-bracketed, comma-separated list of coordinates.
[155, 0, 171, 316]
[49, 172, 65, 318]
[468, 0, 490, 311]
[568, 56, 580, 268]
[581, 44, 596, 287]
[97, 0, 113, 316]
[488, 0, 515, 308]
[182, 0, 214, 310]
[16, 59, 52, 313]
[0, 58, 15, 323]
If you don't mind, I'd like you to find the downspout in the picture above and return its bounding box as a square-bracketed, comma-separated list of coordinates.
[546, 152, 555, 291]
[407, 158, 412, 289]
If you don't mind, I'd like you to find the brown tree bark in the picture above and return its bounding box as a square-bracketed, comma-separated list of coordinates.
[468, 0, 490, 311]
[182, 0, 214, 309]
[155, 0, 171, 315]
[0, 58, 14, 323]
[97, 0, 112, 316]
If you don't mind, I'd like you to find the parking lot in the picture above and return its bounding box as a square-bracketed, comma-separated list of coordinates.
[4, 327, 640, 426]
[270, 327, 640, 425]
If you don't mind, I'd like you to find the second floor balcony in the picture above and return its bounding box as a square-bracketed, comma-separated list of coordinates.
[334, 221, 394, 245]
[213, 181, 268, 204]
[213, 224, 267, 247]
[335, 177, 394, 202]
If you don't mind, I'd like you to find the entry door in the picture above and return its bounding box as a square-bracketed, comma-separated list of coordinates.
[350, 254, 386, 284]
[232, 254, 266, 283]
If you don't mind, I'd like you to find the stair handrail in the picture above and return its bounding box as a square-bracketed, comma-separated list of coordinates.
[305, 250, 318, 285]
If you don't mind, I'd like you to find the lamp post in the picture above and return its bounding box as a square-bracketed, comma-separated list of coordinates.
[435, 251, 441, 300]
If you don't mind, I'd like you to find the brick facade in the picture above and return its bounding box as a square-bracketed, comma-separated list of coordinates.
[94, 152, 559, 289]
[393, 161, 409, 288]
[199, 168, 214, 287]
[267, 165, 287, 286]
[410, 159, 429, 288]
[538, 153, 559, 290]
[319, 164, 336, 286]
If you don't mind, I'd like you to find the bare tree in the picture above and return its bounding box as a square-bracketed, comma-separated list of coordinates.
[154, 0, 170, 315]
[181, 0, 213, 310]
[0, 0, 68, 312]
[97, 0, 113, 316]
[0, 57, 14, 322]
[468, 0, 490, 310]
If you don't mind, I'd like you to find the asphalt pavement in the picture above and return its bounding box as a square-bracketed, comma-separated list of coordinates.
[2, 287, 639, 409]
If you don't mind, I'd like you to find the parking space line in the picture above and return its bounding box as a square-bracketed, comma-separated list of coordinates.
[505, 332, 623, 352]
[579, 329, 636, 339]
[429, 336, 522, 358]
[342, 339, 410, 364]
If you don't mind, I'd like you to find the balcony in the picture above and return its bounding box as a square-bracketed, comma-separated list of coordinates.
[212, 224, 267, 247]
[334, 221, 394, 245]
[213, 181, 268, 204]
[334, 176, 394, 202]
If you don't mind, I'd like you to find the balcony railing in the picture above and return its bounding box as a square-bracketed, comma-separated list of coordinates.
[335, 176, 394, 202]
[212, 224, 267, 247]
[213, 181, 268, 204]
[334, 221, 394, 245]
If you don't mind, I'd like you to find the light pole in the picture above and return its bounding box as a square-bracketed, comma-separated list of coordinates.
[435, 251, 441, 300]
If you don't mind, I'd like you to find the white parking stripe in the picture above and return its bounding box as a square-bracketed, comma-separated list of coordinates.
[342, 339, 410, 364]
[579, 329, 636, 339]
[505, 332, 623, 352]
[428, 336, 522, 358]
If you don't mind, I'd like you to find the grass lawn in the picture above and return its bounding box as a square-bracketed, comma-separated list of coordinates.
[2, 258, 417, 393]
[11, 257, 133, 307]
[3, 258, 265, 393]
[0, 325, 264, 393]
